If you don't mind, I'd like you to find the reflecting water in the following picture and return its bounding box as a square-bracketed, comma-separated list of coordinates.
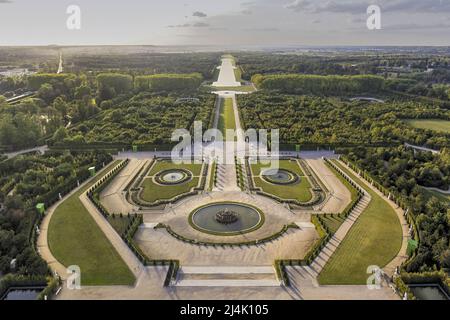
[162, 172, 184, 182]
[409, 285, 449, 300]
[191, 203, 261, 234]
[2, 287, 43, 300]
[262, 169, 294, 183]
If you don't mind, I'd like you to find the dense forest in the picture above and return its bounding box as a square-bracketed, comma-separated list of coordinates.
[252, 74, 385, 95]
[343, 147, 450, 272]
[0, 68, 209, 150]
[238, 92, 450, 149]
[60, 92, 215, 146]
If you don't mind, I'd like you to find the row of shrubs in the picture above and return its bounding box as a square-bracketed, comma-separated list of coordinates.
[245, 157, 325, 207]
[336, 157, 425, 300]
[83, 159, 153, 264]
[340, 156, 419, 242]
[87, 159, 130, 218]
[235, 157, 246, 191]
[210, 161, 218, 190]
[83, 160, 180, 283]
[155, 223, 297, 247]
[132, 162, 209, 208]
[297, 159, 323, 192]
[123, 159, 154, 192]
[339, 156, 421, 270]
[273, 159, 372, 287]
[324, 158, 365, 219]
[163, 260, 180, 287]
[274, 260, 290, 286]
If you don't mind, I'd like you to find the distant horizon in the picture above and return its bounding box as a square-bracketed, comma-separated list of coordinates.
[1, 44, 449, 49]
[1, 1, 450, 47]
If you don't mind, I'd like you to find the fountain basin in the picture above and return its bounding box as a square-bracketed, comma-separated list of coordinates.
[189, 202, 264, 236]
[154, 169, 192, 185]
[261, 168, 299, 185]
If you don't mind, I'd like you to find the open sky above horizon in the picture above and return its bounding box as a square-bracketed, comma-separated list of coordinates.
[1, 0, 450, 47]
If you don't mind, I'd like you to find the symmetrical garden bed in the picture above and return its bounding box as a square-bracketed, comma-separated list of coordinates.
[126, 158, 208, 208]
[246, 157, 325, 208]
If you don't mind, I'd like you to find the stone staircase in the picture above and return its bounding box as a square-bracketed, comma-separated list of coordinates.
[309, 192, 371, 275]
[173, 266, 280, 287]
[213, 163, 240, 192]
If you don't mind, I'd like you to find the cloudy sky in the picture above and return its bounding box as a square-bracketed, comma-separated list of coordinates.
[0, 0, 449, 46]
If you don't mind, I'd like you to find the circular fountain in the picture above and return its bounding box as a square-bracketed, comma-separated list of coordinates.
[261, 168, 299, 185]
[189, 202, 264, 235]
[155, 169, 191, 185]
[215, 208, 239, 224]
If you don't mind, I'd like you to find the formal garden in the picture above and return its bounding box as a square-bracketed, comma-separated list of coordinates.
[126, 159, 207, 207]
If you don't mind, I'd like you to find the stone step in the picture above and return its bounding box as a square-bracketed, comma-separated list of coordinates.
[174, 266, 280, 287]
[180, 266, 275, 274]
[174, 279, 280, 287]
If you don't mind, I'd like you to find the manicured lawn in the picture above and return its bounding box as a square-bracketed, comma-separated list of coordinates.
[142, 160, 204, 203]
[405, 119, 450, 133]
[320, 215, 346, 234]
[140, 177, 199, 203]
[318, 160, 403, 285]
[148, 160, 203, 176]
[250, 160, 313, 203]
[107, 215, 133, 235]
[218, 98, 237, 140]
[48, 161, 135, 286]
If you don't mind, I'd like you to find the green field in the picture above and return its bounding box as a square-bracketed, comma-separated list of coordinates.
[250, 160, 313, 203]
[318, 160, 403, 285]
[218, 98, 237, 140]
[141, 161, 203, 203]
[405, 119, 450, 133]
[48, 161, 135, 286]
[140, 177, 199, 203]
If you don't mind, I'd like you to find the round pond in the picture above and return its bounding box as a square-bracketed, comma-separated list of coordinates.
[155, 169, 191, 185]
[261, 168, 299, 185]
[189, 203, 264, 236]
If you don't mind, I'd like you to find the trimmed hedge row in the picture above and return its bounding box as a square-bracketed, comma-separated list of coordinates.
[163, 260, 180, 287]
[273, 159, 374, 287]
[246, 157, 325, 208]
[324, 158, 365, 219]
[274, 260, 290, 286]
[340, 156, 419, 242]
[130, 162, 208, 208]
[87, 159, 130, 218]
[339, 156, 421, 271]
[154, 222, 298, 247]
[83, 161, 178, 278]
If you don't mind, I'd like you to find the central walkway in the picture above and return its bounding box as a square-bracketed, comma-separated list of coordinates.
[212, 57, 241, 87]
